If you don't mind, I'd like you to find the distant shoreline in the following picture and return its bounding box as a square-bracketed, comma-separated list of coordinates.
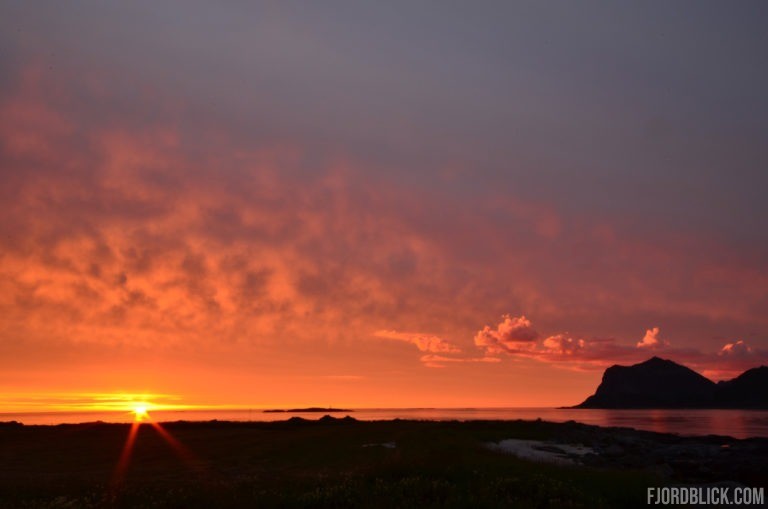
[263, 407, 353, 413]
[3, 408, 768, 438]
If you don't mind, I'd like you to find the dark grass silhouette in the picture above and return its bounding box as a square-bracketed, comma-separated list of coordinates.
[1, 417, 767, 508]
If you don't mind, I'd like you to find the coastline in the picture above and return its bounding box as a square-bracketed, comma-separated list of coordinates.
[262, 407, 353, 413]
[4, 407, 767, 439]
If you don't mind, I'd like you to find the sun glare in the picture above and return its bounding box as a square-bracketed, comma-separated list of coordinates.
[132, 404, 150, 421]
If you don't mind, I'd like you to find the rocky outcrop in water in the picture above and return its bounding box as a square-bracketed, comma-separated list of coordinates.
[574, 357, 768, 409]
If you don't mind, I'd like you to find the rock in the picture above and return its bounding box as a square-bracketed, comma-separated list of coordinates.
[603, 444, 625, 456]
[573, 357, 768, 409]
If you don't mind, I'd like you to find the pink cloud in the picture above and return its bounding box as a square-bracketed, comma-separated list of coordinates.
[471, 316, 768, 378]
[719, 340, 755, 359]
[693, 340, 768, 380]
[374, 330, 506, 368]
[374, 330, 461, 354]
[473, 315, 539, 354]
[636, 327, 669, 349]
[542, 334, 586, 355]
[473, 316, 639, 367]
[419, 354, 502, 369]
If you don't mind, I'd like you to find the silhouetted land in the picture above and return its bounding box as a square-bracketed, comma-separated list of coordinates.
[1, 417, 766, 508]
[263, 407, 352, 413]
[574, 357, 768, 409]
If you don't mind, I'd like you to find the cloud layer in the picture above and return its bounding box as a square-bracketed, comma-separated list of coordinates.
[1, 3, 767, 405]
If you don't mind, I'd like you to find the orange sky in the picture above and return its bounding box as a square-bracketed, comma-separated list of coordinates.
[2, 4, 768, 413]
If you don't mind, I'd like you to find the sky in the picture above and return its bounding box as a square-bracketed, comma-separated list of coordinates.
[1, 1, 767, 411]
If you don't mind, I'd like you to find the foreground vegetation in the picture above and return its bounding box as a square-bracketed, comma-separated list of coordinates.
[0, 417, 748, 508]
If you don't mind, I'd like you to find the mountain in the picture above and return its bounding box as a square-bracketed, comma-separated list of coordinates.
[715, 366, 768, 408]
[573, 357, 768, 409]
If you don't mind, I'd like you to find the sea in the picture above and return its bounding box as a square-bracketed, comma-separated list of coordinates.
[3, 408, 768, 439]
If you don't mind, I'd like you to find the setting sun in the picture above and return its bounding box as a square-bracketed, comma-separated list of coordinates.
[131, 404, 150, 422]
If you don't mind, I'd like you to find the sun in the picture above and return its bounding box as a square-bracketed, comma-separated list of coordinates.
[131, 404, 150, 422]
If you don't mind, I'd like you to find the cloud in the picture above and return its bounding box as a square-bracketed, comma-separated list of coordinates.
[375, 330, 508, 368]
[473, 315, 539, 354]
[718, 340, 755, 359]
[374, 330, 461, 354]
[695, 340, 768, 380]
[374, 330, 505, 368]
[473, 315, 633, 366]
[419, 354, 501, 369]
[0, 56, 767, 406]
[471, 314, 768, 380]
[0, 392, 183, 411]
[636, 327, 669, 349]
[542, 334, 586, 355]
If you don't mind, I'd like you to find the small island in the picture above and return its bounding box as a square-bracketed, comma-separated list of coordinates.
[263, 407, 353, 413]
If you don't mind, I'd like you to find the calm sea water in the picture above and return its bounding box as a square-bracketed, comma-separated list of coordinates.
[3, 408, 768, 439]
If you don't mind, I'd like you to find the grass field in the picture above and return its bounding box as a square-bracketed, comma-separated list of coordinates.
[0, 417, 716, 508]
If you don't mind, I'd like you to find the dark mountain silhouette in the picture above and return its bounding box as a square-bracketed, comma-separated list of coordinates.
[715, 366, 768, 408]
[573, 357, 768, 409]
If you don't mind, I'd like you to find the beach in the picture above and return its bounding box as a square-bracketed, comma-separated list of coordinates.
[1, 416, 766, 508]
